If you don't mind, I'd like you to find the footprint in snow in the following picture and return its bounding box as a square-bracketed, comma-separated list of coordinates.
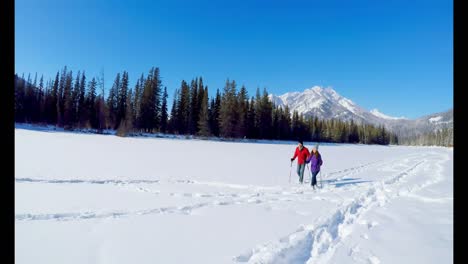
[367, 221, 379, 229]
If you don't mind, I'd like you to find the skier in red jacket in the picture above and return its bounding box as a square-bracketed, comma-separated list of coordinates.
[290, 140, 310, 184]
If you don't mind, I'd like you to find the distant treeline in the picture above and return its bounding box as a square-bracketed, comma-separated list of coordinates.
[15, 66, 397, 145]
[397, 127, 453, 147]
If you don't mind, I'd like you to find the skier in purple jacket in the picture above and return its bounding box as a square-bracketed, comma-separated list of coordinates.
[305, 146, 323, 189]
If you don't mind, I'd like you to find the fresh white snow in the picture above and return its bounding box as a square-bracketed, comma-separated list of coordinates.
[370, 109, 407, 120]
[429, 116, 443, 123]
[15, 127, 453, 264]
[338, 98, 359, 115]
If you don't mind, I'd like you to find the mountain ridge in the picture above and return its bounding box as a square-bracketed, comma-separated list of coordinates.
[268, 86, 452, 137]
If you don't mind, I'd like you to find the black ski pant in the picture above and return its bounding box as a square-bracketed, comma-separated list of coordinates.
[311, 171, 319, 186]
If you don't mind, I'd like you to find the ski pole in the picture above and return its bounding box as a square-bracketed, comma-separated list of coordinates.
[289, 161, 292, 184]
[320, 170, 323, 189]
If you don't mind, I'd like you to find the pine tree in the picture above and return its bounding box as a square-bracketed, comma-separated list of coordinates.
[70, 71, 80, 126]
[117, 71, 129, 128]
[197, 77, 205, 120]
[168, 90, 178, 133]
[259, 88, 273, 139]
[133, 74, 144, 130]
[32, 73, 37, 89]
[126, 88, 135, 130]
[235, 85, 249, 138]
[24, 73, 33, 122]
[87, 77, 97, 128]
[291, 110, 299, 139]
[152, 67, 162, 129]
[176, 80, 191, 134]
[219, 79, 238, 138]
[139, 67, 162, 132]
[107, 73, 120, 129]
[31, 73, 40, 122]
[57, 66, 68, 126]
[49, 72, 59, 124]
[14, 74, 25, 122]
[305, 116, 314, 141]
[44, 80, 53, 123]
[197, 87, 211, 136]
[245, 97, 256, 139]
[38, 75, 45, 122]
[348, 120, 359, 143]
[253, 88, 262, 138]
[340, 122, 347, 143]
[117, 88, 134, 136]
[63, 70, 74, 129]
[380, 125, 389, 145]
[209, 89, 221, 137]
[280, 106, 292, 140]
[139, 70, 153, 132]
[272, 107, 280, 139]
[160, 86, 168, 133]
[188, 78, 199, 134]
[78, 72, 87, 127]
[95, 95, 107, 133]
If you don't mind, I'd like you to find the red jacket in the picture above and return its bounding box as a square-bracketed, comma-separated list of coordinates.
[292, 147, 310, 165]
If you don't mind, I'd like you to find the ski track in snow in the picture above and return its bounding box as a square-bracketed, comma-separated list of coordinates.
[15, 178, 162, 185]
[14, 189, 318, 221]
[233, 151, 448, 263]
[14, 153, 415, 222]
[15, 155, 393, 222]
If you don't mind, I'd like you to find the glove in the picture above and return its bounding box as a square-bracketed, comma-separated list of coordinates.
[290, 158, 294, 162]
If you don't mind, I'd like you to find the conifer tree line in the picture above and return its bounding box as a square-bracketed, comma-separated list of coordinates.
[15, 66, 397, 145]
[398, 126, 453, 147]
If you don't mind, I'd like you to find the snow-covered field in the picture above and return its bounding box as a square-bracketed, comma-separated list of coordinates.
[15, 127, 453, 264]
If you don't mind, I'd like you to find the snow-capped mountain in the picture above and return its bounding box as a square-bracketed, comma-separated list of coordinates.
[269, 86, 372, 122]
[269, 86, 453, 137]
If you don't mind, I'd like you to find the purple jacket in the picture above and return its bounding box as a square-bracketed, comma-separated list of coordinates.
[306, 153, 323, 173]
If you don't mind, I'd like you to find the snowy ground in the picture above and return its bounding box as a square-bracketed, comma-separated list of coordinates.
[15, 127, 453, 264]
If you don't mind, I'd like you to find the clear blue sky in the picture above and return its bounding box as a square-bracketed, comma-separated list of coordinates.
[15, 0, 452, 119]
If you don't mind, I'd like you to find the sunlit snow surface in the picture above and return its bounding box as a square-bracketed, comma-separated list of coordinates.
[15, 126, 453, 264]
